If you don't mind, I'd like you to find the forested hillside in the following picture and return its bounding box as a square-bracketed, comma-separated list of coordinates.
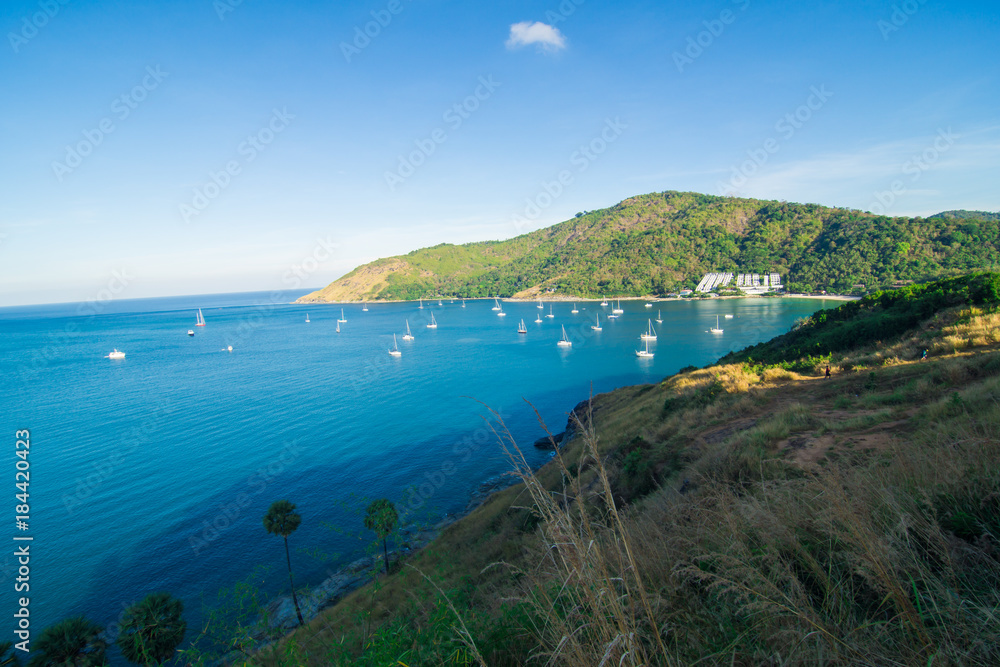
[298, 191, 1000, 302]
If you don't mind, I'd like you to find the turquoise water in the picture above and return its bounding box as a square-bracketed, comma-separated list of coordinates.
[0, 291, 827, 645]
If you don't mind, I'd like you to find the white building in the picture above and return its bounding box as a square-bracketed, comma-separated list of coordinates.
[695, 271, 782, 294]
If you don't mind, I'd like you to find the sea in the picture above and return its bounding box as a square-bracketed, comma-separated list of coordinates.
[0, 290, 830, 652]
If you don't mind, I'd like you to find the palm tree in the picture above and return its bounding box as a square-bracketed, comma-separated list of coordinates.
[28, 616, 107, 666]
[0, 641, 21, 666]
[117, 592, 186, 665]
[263, 499, 304, 627]
[364, 498, 398, 575]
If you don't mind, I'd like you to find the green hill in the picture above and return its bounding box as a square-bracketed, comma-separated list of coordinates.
[298, 191, 1000, 302]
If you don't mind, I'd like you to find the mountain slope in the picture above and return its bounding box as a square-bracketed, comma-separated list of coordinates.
[298, 191, 1000, 302]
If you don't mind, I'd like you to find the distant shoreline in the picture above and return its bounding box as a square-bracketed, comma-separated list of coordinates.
[296, 293, 862, 305]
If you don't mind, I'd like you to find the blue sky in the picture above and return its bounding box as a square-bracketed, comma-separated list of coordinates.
[1, 0, 997, 306]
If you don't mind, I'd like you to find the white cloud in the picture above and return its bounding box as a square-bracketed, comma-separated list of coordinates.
[506, 21, 566, 53]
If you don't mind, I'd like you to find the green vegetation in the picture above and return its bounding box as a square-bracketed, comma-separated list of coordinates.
[28, 616, 108, 666]
[363, 499, 398, 576]
[116, 593, 186, 666]
[298, 191, 1000, 302]
[263, 500, 304, 627]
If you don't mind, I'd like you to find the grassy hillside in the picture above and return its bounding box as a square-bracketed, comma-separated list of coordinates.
[298, 191, 1000, 303]
[184, 273, 1000, 666]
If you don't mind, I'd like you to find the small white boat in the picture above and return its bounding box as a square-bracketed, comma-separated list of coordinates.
[497, 304, 506, 317]
[517, 319, 527, 334]
[305, 314, 310, 323]
[418, 298, 424, 309]
[338, 309, 347, 323]
[402, 320, 414, 341]
[656, 310, 663, 324]
[427, 313, 437, 329]
[363, 303, 368, 311]
[461, 300, 466, 308]
[710, 315, 724, 334]
[612, 299, 624, 315]
[724, 314, 734, 319]
[545, 305, 554, 319]
[438, 300, 442, 306]
[106, 349, 126, 360]
[534, 313, 543, 323]
[635, 338, 654, 358]
[601, 296, 608, 306]
[196, 308, 206, 327]
[591, 314, 602, 331]
[557, 325, 572, 347]
[537, 298, 544, 309]
[640, 319, 657, 341]
[571, 304, 579, 314]
[336, 321, 341, 334]
[607, 313, 618, 320]
[492, 297, 501, 311]
[388, 333, 401, 357]
[187, 330, 194, 336]
[645, 302, 653, 308]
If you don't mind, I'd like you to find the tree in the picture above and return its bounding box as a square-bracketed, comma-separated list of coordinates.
[116, 592, 186, 665]
[0, 641, 20, 666]
[28, 616, 107, 666]
[263, 500, 304, 627]
[364, 499, 398, 575]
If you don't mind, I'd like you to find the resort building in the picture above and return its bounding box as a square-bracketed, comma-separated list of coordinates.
[695, 272, 783, 294]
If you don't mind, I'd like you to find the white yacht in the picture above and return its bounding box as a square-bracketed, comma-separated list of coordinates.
[196, 308, 206, 327]
[492, 297, 501, 311]
[656, 310, 663, 324]
[517, 319, 527, 334]
[106, 349, 126, 360]
[336, 321, 341, 334]
[557, 325, 572, 347]
[725, 314, 734, 319]
[418, 298, 424, 309]
[338, 309, 347, 323]
[187, 329, 194, 336]
[305, 314, 310, 323]
[640, 320, 657, 341]
[497, 304, 507, 317]
[545, 305, 554, 319]
[601, 296, 608, 306]
[537, 298, 544, 309]
[461, 300, 466, 308]
[402, 320, 414, 341]
[710, 315, 724, 334]
[571, 303, 579, 314]
[362, 303, 368, 311]
[591, 314, 602, 331]
[645, 302, 653, 308]
[612, 299, 624, 315]
[635, 338, 654, 358]
[388, 334, 401, 357]
[534, 312, 543, 323]
[427, 313, 438, 329]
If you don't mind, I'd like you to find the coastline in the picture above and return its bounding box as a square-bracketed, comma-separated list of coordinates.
[297, 293, 861, 305]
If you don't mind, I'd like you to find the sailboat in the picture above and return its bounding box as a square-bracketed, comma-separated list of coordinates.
[591, 314, 602, 331]
[612, 299, 624, 315]
[336, 321, 341, 334]
[418, 298, 424, 309]
[537, 298, 544, 309]
[601, 296, 608, 306]
[461, 299, 466, 308]
[571, 303, 579, 314]
[338, 309, 347, 323]
[106, 349, 126, 359]
[710, 315, 724, 334]
[305, 314, 310, 323]
[640, 319, 657, 341]
[427, 313, 438, 329]
[196, 308, 206, 327]
[388, 334, 401, 357]
[534, 312, 543, 323]
[546, 305, 554, 319]
[362, 302, 368, 311]
[402, 320, 414, 340]
[438, 300, 443, 306]
[656, 310, 663, 324]
[517, 319, 527, 334]
[635, 338, 654, 358]
[645, 302, 653, 308]
[557, 325, 572, 347]
[497, 304, 507, 317]
[492, 297, 501, 311]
